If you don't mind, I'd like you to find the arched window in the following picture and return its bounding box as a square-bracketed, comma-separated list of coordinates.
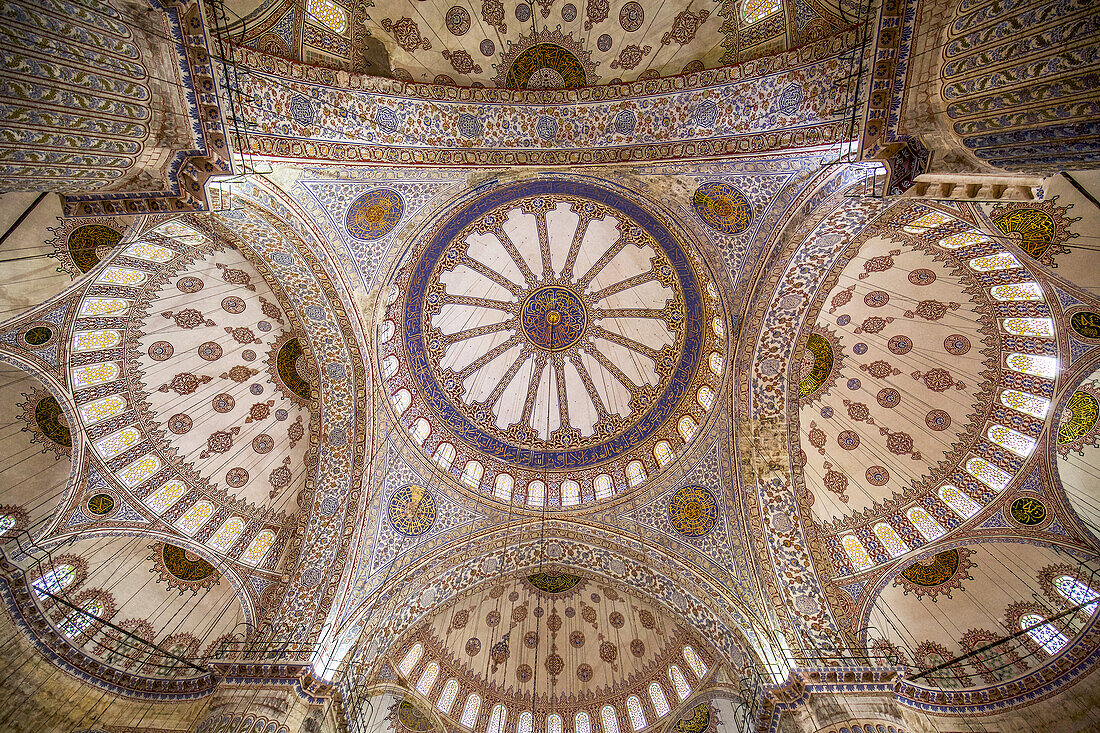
[0, 513, 15, 537]
[678, 415, 698, 442]
[176, 500, 214, 535]
[398, 643, 423, 676]
[575, 711, 591, 733]
[965, 456, 1011, 492]
[969, 252, 1022, 272]
[382, 355, 400, 379]
[411, 418, 431, 445]
[417, 661, 439, 695]
[380, 320, 395, 342]
[79, 395, 127, 424]
[873, 523, 909, 558]
[460, 693, 481, 728]
[307, 0, 347, 33]
[668, 664, 691, 700]
[905, 507, 945, 541]
[561, 479, 580, 506]
[601, 705, 620, 733]
[1020, 613, 1068, 655]
[242, 530, 275, 565]
[120, 455, 160, 487]
[626, 695, 647, 731]
[626, 461, 646, 487]
[73, 330, 121, 351]
[991, 282, 1043, 301]
[709, 352, 723, 375]
[437, 678, 459, 714]
[78, 298, 129, 317]
[1003, 317, 1054, 338]
[711, 317, 725, 338]
[903, 210, 954, 234]
[842, 534, 874, 570]
[742, 0, 779, 23]
[494, 473, 514, 501]
[518, 712, 533, 733]
[123, 240, 176, 261]
[527, 480, 545, 507]
[1005, 353, 1058, 379]
[1001, 389, 1050, 418]
[145, 480, 187, 514]
[33, 564, 76, 599]
[595, 473, 614, 499]
[548, 714, 563, 733]
[96, 267, 147, 286]
[60, 597, 104, 638]
[96, 426, 141, 459]
[1054, 576, 1100, 616]
[987, 424, 1035, 457]
[938, 230, 989, 249]
[487, 704, 506, 733]
[391, 389, 411, 415]
[683, 645, 707, 678]
[654, 440, 674, 467]
[696, 385, 715, 410]
[648, 682, 670, 717]
[938, 485, 981, 519]
[208, 516, 246, 553]
[434, 442, 456, 470]
[460, 460, 484, 488]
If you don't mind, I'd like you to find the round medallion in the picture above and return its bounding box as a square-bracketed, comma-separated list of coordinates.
[397, 701, 433, 733]
[668, 485, 718, 537]
[86, 493, 115, 516]
[944, 334, 971, 355]
[866, 466, 889, 485]
[908, 268, 936, 286]
[619, 1, 644, 31]
[168, 413, 193, 434]
[597, 33, 613, 51]
[225, 467, 249, 488]
[221, 296, 246, 314]
[520, 286, 586, 350]
[1070, 311, 1100, 341]
[22, 325, 53, 347]
[161, 544, 216, 582]
[925, 409, 951, 431]
[901, 549, 960, 587]
[148, 341, 174, 361]
[197, 341, 223, 361]
[346, 188, 404, 240]
[67, 224, 121, 273]
[480, 38, 495, 56]
[1010, 496, 1046, 525]
[388, 484, 436, 536]
[1059, 389, 1099, 445]
[176, 276, 204, 294]
[877, 387, 901, 408]
[506, 43, 590, 89]
[692, 182, 753, 234]
[444, 5, 470, 35]
[561, 3, 577, 21]
[516, 3, 531, 21]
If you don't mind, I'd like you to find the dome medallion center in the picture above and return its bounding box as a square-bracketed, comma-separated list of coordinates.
[521, 286, 586, 351]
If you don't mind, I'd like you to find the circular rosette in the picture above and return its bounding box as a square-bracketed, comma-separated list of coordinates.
[668, 485, 718, 537]
[346, 188, 405, 240]
[693, 182, 753, 235]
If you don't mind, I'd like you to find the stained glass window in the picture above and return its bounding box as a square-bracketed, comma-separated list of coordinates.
[151, 221, 204, 246]
[969, 252, 1022, 272]
[78, 298, 130, 317]
[518, 712, 533, 733]
[668, 665, 691, 700]
[697, 386, 715, 410]
[654, 440, 674, 467]
[208, 516, 246, 553]
[527, 480, 545, 506]
[437, 679, 459, 714]
[1020, 613, 1067, 655]
[707, 281, 718, 299]
[398, 643, 422, 676]
[460, 460, 484, 488]
[460, 693, 481, 728]
[1006, 353, 1058, 379]
[873, 523, 909, 558]
[842, 534, 875, 570]
[242, 530, 275, 565]
[938, 485, 981, 518]
[1003, 318, 1054, 338]
[488, 704, 507, 733]
[417, 661, 439, 695]
[391, 389, 411, 414]
[575, 711, 591, 733]
[119, 454, 160, 487]
[123, 241, 175, 261]
[494, 473, 514, 501]
[548, 713, 563, 733]
[96, 267, 147, 286]
[411, 418, 430, 445]
[60, 597, 103, 638]
[73, 330, 121, 351]
[626, 696, 647, 731]
[1001, 389, 1050, 418]
[906, 507, 945, 540]
[601, 706, 620, 733]
[386, 285, 399, 305]
[380, 320, 395, 342]
[678, 415, 698, 442]
[595, 473, 614, 499]
[33, 565, 75, 599]
[965, 456, 1011, 491]
[145, 480, 187, 513]
[382, 356, 399, 379]
[72, 362, 119, 388]
[79, 395, 126, 424]
[683, 645, 707, 678]
[991, 282, 1043, 301]
[0, 514, 15, 537]
[307, 0, 347, 33]
[712, 317, 725, 338]
[939, 230, 991, 249]
[648, 682, 670, 717]
[176, 501, 214, 535]
[434, 443, 456, 470]
[1054, 576, 1099, 616]
[987, 424, 1036, 457]
[626, 461, 646, 487]
[96, 426, 142, 459]
[709, 352, 723, 375]
[562, 479, 580, 506]
[903, 210, 955, 234]
[743, 0, 780, 23]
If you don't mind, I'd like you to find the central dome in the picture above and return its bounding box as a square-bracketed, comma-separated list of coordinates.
[382, 178, 724, 507]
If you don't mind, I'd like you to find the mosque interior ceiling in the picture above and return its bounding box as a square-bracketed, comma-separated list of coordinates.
[0, 0, 1098, 731]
